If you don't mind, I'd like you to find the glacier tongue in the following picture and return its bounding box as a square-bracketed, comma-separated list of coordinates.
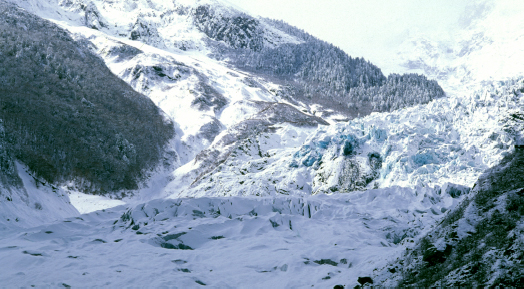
[0, 186, 463, 287]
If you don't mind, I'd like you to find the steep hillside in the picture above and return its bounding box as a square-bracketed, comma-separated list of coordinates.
[202, 5, 445, 116]
[0, 0, 176, 194]
[373, 148, 524, 287]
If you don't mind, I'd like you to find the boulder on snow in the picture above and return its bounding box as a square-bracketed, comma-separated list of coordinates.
[357, 277, 373, 285]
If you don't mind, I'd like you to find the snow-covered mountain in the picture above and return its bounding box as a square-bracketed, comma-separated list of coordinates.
[1, 0, 524, 287]
[388, 0, 524, 95]
[8, 0, 445, 168]
[25, 0, 310, 166]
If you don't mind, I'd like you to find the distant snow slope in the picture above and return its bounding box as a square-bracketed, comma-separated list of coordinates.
[388, 0, 524, 94]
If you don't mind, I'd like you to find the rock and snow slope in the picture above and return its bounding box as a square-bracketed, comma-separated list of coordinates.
[0, 163, 79, 231]
[373, 149, 524, 287]
[9, 0, 316, 168]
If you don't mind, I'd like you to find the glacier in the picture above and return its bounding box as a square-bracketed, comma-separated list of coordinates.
[1, 0, 524, 287]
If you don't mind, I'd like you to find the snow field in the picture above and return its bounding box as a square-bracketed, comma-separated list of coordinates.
[0, 186, 463, 288]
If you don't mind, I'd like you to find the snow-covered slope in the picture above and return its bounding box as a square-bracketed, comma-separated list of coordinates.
[0, 163, 79, 231]
[373, 149, 524, 287]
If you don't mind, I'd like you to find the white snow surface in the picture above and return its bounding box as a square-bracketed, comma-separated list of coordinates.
[0, 188, 463, 288]
[2, 0, 524, 287]
[0, 163, 79, 231]
[67, 191, 126, 214]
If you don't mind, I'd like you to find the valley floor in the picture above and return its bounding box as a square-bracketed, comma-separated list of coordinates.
[0, 187, 462, 288]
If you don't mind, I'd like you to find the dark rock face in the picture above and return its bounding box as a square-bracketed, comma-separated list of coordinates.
[193, 5, 263, 51]
[129, 18, 160, 43]
[190, 80, 228, 113]
[368, 152, 382, 170]
[195, 118, 223, 144]
[439, 182, 471, 198]
[83, 1, 106, 30]
[357, 277, 373, 285]
[343, 140, 353, 156]
[422, 244, 452, 266]
[313, 259, 338, 266]
[105, 42, 143, 63]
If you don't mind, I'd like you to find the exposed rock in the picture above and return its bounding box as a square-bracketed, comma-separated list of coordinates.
[357, 277, 373, 285]
[83, 1, 106, 30]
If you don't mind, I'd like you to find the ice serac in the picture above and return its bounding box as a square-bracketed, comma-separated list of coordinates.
[165, 101, 329, 197]
[168, 78, 524, 198]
